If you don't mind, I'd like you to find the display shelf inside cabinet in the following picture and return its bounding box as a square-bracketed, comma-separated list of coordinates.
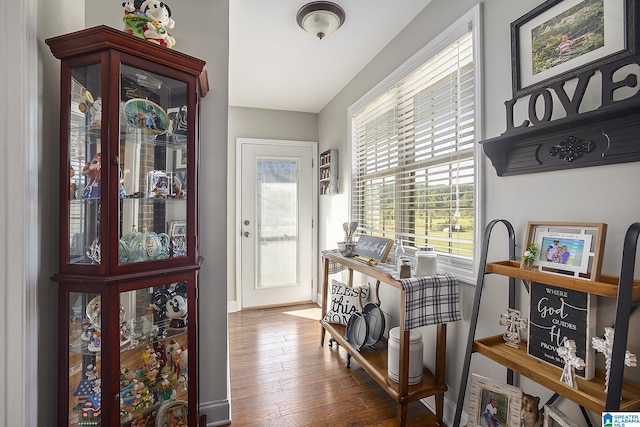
[452, 220, 640, 427]
[319, 149, 338, 195]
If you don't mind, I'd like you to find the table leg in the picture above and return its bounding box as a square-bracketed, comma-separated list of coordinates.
[435, 323, 447, 426]
[398, 401, 408, 427]
[320, 257, 330, 346]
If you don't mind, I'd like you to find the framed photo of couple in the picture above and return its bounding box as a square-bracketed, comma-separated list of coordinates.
[523, 221, 606, 280]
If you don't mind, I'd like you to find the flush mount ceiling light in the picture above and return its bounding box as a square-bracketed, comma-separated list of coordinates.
[296, 1, 346, 40]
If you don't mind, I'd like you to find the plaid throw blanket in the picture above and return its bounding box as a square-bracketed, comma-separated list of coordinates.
[399, 273, 461, 329]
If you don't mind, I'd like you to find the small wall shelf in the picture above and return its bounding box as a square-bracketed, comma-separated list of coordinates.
[319, 149, 338, 195]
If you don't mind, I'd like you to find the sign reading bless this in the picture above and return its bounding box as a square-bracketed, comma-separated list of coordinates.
[528, 282, 596, 379]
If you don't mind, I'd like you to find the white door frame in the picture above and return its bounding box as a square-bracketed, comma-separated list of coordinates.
[235, 137, 318, 311]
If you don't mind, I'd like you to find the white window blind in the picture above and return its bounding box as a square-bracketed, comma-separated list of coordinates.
[351, 30, 477, 271]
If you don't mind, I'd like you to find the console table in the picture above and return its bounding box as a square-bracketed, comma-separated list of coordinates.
[320, 252, 461, 426]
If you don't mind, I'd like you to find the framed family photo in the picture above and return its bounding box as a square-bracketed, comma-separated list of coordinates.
[523, 221, 606, 280]
[467, 374, 522, 427]
[536, 232, 592, 274]
[510, 0, 638, 96]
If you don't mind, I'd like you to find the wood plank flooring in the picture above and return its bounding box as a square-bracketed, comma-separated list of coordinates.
[228, 303, 437, 426]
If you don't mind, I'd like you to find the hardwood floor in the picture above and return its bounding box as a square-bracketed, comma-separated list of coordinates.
[228, 303, 438, 426]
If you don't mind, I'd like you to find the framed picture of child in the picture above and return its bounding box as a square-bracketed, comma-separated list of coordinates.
[467, 374, 522, 427]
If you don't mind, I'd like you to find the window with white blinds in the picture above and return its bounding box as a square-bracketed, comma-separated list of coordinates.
[350, 12, 481, 278]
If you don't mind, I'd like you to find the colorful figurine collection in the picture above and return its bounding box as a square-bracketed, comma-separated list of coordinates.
[73, 283, 189, 425]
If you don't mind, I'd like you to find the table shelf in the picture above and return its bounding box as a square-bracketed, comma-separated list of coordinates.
[320, 320, 447, 402]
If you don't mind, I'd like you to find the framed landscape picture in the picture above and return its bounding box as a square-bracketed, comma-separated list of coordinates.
[510, 0, 637, 96]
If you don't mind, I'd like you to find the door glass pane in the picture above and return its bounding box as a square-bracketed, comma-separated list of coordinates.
[257, 159, 299, 288]
[69, 64, 102, 265]
[118, 64, 188, 265]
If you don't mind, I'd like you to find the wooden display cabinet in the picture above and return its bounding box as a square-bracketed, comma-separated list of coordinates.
[47, 26, 208, 426]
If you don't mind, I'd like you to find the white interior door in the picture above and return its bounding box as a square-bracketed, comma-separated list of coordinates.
[238, 139, 317, 309]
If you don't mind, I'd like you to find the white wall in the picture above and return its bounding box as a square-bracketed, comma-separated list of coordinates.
[33, 1, 85, 425]
[227, 106, 318, 310]
[318, 0, 640, 424]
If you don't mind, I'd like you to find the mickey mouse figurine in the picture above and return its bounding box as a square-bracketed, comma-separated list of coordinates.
[152, 282, 188, 329]
[166, 281, 187, 328]
[122, 0, 176, 48]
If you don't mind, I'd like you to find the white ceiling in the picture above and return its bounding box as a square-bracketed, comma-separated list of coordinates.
[229, 0, 432, 113]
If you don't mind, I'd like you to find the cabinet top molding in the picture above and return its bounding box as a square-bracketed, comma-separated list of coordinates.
[46, 25, 209, 97]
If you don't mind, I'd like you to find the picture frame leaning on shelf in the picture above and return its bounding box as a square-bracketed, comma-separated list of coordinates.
[467, 374, 523, 427]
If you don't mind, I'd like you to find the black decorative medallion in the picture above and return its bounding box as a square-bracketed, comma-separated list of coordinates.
[549, 136, 594, 162]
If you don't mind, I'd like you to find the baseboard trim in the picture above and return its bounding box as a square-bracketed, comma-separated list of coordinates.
[421, 394, 467, 427]
[227, 300, 238, 313]
[199, 400, 230, 426]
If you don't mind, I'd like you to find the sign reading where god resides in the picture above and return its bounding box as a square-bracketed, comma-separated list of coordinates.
[528, 282, 596, 380]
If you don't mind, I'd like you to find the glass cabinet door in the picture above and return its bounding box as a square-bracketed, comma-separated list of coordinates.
[67, 291, 103, 425]
[66, 281, 191, 427]
[118, 282, 190, 426]
[118, 64, 190, 266]
[68, 64, 103, 265]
